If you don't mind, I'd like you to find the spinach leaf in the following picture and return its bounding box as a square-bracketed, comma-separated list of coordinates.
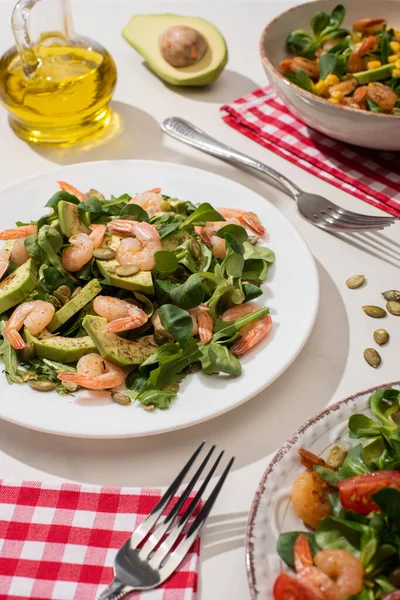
[37, 226, 69, 277]
[0, 321, 20, 384]
[159, 304, 193, 345]
[329, 4, 345, 29]
[200, 343, 241, 376]
[316, 516, 362, 554]
[311, 12, 330, 36]
[170, 274, 204, 310]
[243, 242, 275, 263]
[217, 224, 248, 244]
[339, 444, 372, 478]
[153, 250, 179, 273]
[24, 235, 43, 262]
[287, 69, 315, 93]
[242, 259, 269, 283]
[318, 53, 345, 79]
[179, 203, 224, 229]
[314, 465, 341, 487]
[78, 197, 104, 213]
[277, 532, 319, 568]
[120, 203, 149, 222]
[372, 488, 400, 520]
[154, 279, 180, 304]
[349, 414, 382, 439]
[243, 283, 263, 301]
[41, 266, 70, 293]
[46, 190, 80, 210]
[158, 223, 180, 239]
[287, 30, 319, 60]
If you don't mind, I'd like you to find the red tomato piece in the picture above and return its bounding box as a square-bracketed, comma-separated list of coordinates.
[338, 470, 400, 515]
[273, 573, 321, 600]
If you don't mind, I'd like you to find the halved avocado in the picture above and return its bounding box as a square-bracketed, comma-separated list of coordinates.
[122, 14, 228, 86]
[0, 259, 37, 314]
[48, 279, 102, 333]
[58, 201, 90, 237]
[83, 315, 158, 366]
[354, 63, 394, 85]
[24, 329, 96, 363]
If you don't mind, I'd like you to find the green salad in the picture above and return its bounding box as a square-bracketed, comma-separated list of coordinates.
[0, 183, 274, 410]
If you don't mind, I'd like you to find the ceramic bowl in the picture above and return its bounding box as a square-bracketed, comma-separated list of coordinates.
[260, 0, 400, 150]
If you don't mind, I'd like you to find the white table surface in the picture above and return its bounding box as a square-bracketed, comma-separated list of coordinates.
[0, 1, 400, 598]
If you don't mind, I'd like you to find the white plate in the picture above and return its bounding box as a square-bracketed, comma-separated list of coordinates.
[0, 160, 318, 438]
[246, 381, 400, 599]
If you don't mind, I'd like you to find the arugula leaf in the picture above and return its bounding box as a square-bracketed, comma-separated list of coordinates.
[201, 343, 241, 376]
[277, 532, 319, 568]
[159, 304, 193, 345]
[128, 388, 176, 410]
[153, 251, 179, 273]
[46, 190, 80, 210]
[120, 203, 149, 222]
[179, 203, 224, 229]
[170, 274, 204, 310]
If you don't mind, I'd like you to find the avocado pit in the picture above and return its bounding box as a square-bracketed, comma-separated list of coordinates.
[160, 25, 208, 68]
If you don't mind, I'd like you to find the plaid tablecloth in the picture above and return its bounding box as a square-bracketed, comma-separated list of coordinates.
[221, 85, 400, 218]
[0, 481, 200, 600]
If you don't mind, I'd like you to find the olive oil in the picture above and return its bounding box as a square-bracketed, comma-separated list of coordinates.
[0, 41, 117, 144]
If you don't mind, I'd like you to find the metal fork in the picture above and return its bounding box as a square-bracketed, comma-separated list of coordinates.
[161, 117, 397, 233]
[98, 442, 234, 600]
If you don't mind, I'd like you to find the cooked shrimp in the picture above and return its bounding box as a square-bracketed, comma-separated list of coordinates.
[294, 536, 364, 600]
[194, 225, 227, 260]
[93, 296, 148, 333]
[5, 300, 55, 350]
[328, 79, 357, 97]
[291, 471, 332, 530]
[221, 302, 271, 356]
[128, 188, 165, 217]
[218, 208, 265, 236]
[61, 224, 106, 272]
[10, 238, 30, 266]
[108, 220, 162, 271]
[353, 85, 368, 109]
[298, 448, 332, 471]
[353, 18, 385, 35]
[367, 84, 398, 112]
[280, 57, 320, 80]
[0, 224, 37, 241]
[0, 249, 10, 280]
[58, 353, 125, 390]
[189, 304, 213, 344]
[348, 36, 377, 73]
[57, 181, 87, 202]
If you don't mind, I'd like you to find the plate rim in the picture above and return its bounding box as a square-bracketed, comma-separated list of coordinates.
[245, 378, 400, 599]
[0, 159, 319, 438]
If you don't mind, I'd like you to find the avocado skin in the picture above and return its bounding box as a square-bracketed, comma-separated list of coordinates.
[48, 279, 102, 333]
[83, 315, 158, 366]
[0, 259, 37, 314]
[24, 329, 96, 363]
[58, 201, 90, 237]
[354, 63, 395, 85]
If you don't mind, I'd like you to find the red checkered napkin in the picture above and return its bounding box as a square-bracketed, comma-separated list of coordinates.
[0, 481, 200, 600]
[221, 85, 400, 218]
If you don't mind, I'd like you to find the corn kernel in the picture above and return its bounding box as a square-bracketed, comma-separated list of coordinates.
[331, 90, 344, 100]
[367, 60, 382, 70]
[325, 74, 340, 86]
[390, 41, 400, 52]
[395, 29, 400, 37]
[388, 54, 398, 63]
[314, 80, 328, 95]
[329, 97, 340, 104]
[395, 60, 400, 70]
[392, 69, 400, 78]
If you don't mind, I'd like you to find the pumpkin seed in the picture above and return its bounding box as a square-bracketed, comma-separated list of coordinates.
[53, 285, 71, 305]
[143, 404, 155, 412]
[364, 348, 381, 368]
[373, 328, 389, 345]
[387, 300, 400, 316]
[326, 445, 347, 469]
[189, 239, 201, 260]
[362, 305, 387, 318]
[115, 264, 139, 277]
[346, 274, 365, 289]
[382, 290, 400, 302]
[105, 265, 117, 274]
[162, 382, 180, 392]
[160, 200, 171, 211]
[92, 247, 116, 260]
[29, 380, 57, 392]
[111, 392, 131, 406]
[71, 286, 82, 300]
[50, 295, 62, 309]
[19, 342, 35, 362]
[154, 329, 173, 346]
[248, 235, 259, 246]
[62, 381, 79, 393]
[87, 188, 105, 201]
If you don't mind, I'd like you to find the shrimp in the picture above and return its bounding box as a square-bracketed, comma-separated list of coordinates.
[10, 238, 30, 266]
[328, 79, 357, 97]
[61, 224, 106, 272]
[0, 224, 37, 241]
[353, 18, 385, 35]
[218, 208, 265, 236]
[291, 471, 332, 530]
[367, 84, 398, 112]
[128, 188, 165, 217]
[57, 181, 87, 202]
[294, 536, 364, 600]
[280, 57, 320, 80]
[298, 448, 332, 472]
[194, 225, 227, 260]
[4, 300, 55, 350]
[58, 353, 125, 391]
[221, 302, 272, 356]
[353, 85, 369, 109]
[0, 249, 10, 280]
[108, 220, 162, 271]
[348, 36, 378, 73]
[189, 304, 213, 344]
[93, 296, 148, 333]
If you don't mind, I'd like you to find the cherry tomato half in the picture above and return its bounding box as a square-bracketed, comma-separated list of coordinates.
[338, 470, 400, 515]
[273, 573, 320, 600]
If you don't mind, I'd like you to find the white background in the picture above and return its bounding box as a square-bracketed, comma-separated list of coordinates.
[0, 1, 399, 598]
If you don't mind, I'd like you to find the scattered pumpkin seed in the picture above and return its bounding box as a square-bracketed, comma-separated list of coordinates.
[160, 200, 171, 211]
[248, 235, 259, 245]
[115, 264, 140, 277]
[163, 382, 180, 392]
[29, 380, 57, 392]
[189, 239, 201, 260]
[143, 404, 155, 412]
[387, 300, 400, 316]
[87, 188, 105, 201]
[71, 286, 82, 299]
[346, 274, 365, 289]
[382, 290, 400, 302]
[53, 285, 71, 305]
[373, 328, 389, 345]
[19, 342, 35, 362]
[111, 392, 132, 406]
[154, 329, 173, 346]
[62, 381, 79, 393]
[326, 445, 347, 469]
[362, 305, 387, 318]
[50, 295, 63, 309]
[92, 247, 116, 260]
[364, 348, 381, 368]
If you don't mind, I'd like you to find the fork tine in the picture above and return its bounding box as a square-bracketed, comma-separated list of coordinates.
[326, 210, 395, 226]
[317, 221, 389, 233]
[327, 205, 396, 223]
[129, 441, 206, 549]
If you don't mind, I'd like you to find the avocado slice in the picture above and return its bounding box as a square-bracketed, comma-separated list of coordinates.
[122, 14, 228, 87]
[58, 201, 90, 237]
[162, 231, 190, 251]
[83, 315, 157, 366]
[24, 329, 96, 363]
[0, 259, 37, 314]
[96, 235, 154, 294]
[354, 63, 394, 85]
[48, 279, 102, 333]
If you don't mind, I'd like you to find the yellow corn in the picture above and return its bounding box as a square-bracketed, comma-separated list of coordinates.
[329, 97, 340, 104]
[393, 69, 400, 78]
[388, 55, 398, 63]
[314, 80, 328, 95]
[325, 74, 340, 86]
[367, 60, 382, 70]
[391, 41, 400, 52]
[395, 60, 400, 70]
[395, 29, 400, 37]
[331, 90, 344, 100]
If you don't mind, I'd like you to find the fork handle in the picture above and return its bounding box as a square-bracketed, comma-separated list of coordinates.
[161, 117, 302, 200]
[98, 579, 132, 600]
